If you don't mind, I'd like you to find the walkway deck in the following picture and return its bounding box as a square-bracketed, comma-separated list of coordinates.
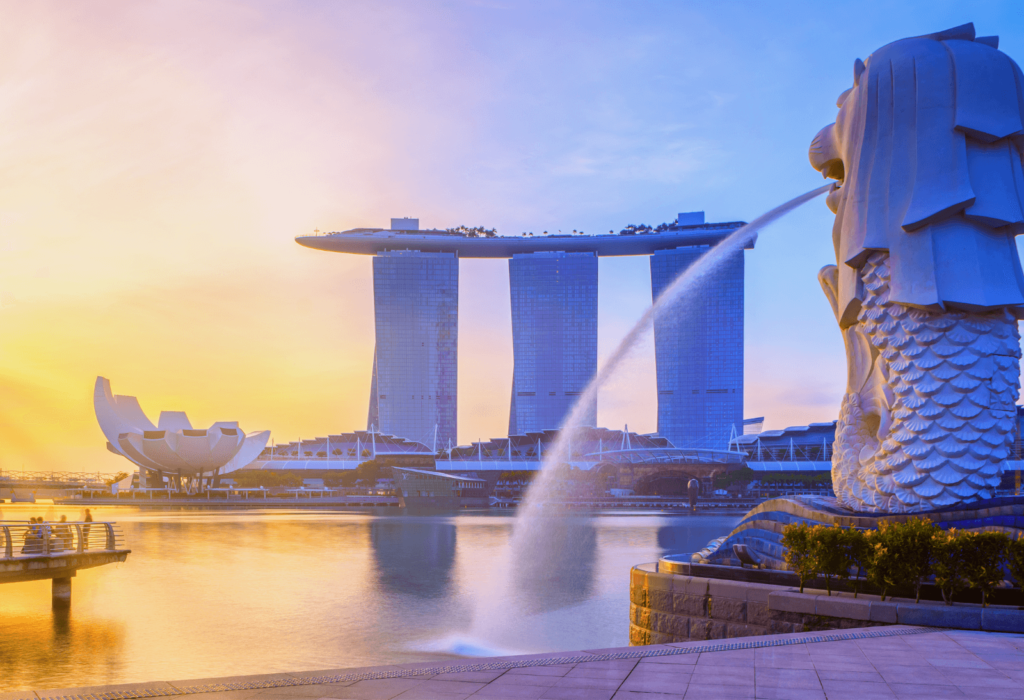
[1, 521, 130, 605]
[6, 626, 1023, 700]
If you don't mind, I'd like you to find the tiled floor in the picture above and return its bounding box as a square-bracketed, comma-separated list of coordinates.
[8, 626, 1024, 700]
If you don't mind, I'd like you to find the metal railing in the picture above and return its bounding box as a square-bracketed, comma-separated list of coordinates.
[0, 521, 125, 559]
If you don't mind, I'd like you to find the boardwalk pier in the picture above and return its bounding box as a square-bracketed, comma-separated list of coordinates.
[0, 521, 130, 606]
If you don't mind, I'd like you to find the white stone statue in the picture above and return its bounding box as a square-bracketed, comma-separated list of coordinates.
[809, 23, 1024, 512]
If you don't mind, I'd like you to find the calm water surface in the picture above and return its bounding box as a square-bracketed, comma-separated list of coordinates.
[0, 505, 740, 691]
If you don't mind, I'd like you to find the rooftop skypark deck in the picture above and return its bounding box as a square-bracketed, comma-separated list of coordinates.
[295, 218, 751, 258]
[296, 213, 753, 451]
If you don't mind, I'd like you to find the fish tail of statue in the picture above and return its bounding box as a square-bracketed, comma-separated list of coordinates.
[832, 252, 1021, 512]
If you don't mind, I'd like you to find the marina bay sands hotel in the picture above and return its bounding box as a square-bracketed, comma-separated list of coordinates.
[295, 213, 751, 451]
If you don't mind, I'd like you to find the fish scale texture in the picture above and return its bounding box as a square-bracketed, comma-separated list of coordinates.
[834, 252, 1021, 513]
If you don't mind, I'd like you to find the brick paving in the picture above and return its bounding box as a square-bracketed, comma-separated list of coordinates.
[6, 626, 1024, 700]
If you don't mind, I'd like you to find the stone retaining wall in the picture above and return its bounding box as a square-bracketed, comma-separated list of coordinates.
[629, 563, 1024, 645]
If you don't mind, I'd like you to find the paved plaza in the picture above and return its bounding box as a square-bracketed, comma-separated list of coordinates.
[7, 626, 1024, 700]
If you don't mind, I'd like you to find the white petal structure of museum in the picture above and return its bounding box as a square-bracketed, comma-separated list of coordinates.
[94, 376, 270, 478]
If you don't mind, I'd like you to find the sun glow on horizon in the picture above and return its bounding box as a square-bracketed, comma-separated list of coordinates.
[7, 1, 1012, 472]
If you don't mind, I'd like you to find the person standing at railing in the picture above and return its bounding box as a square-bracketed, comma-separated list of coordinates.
[39, 517, 51, 553]
[82, 509, 92, 549]
[54, 515, 71, 551]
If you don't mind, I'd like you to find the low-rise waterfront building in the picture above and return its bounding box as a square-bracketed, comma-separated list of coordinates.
[393, 468, 487, 508]
[247, 431, 433, 470]
[731, 421, 836, 471]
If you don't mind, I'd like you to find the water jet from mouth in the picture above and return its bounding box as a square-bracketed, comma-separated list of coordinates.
[463, 184, 832, 651]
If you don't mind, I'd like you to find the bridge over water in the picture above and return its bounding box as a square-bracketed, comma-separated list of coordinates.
[0, 520, 130, 606]
[0, 470, 119, 501]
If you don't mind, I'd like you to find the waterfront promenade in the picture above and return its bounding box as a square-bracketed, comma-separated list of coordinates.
[8, 626, 1024, 700]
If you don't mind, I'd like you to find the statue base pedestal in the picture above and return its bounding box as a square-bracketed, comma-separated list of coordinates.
[696, 494, 1024, 569]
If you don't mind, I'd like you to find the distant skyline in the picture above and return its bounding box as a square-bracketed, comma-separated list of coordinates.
[2, 1, 1023, 471]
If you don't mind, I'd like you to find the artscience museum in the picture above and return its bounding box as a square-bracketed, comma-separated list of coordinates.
[93, 376, 270, 489]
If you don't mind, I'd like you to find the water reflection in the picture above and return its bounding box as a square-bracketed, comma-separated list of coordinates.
[52, 606, 71, 636]
[0, 506, 740, 691]
[370, 519, 456, 598]
[0, 609, 125, 690]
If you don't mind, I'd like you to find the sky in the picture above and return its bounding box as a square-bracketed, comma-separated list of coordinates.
[3, 0, 1024, 473]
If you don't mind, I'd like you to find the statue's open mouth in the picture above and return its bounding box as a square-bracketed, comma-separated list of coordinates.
[821, 159, 845, 181]
[808, 122, 845, 214]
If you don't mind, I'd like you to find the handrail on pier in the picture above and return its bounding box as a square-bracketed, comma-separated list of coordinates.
[0, 521, 125, 560]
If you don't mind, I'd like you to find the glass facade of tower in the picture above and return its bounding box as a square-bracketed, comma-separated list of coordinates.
[650, 245, 744, 449]
[508, 252, 598, 435]
[368, 251, 458, 449]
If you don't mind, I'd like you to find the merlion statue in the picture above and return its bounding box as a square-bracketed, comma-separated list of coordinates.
[809, 23, 1024, 512]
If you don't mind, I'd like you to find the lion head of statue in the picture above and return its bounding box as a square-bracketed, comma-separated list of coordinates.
[808, 23, 1024, 324]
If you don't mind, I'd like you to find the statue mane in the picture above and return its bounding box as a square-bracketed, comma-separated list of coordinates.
[811, 22, 1024, 325]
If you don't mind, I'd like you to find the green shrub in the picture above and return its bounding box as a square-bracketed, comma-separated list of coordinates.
[231, 470, 302, 489]
[864, 518, 934, 601]
[895, 517, 935, 603]
[811, 525, 858, 596]
[841, 527, 871, 598]
[105, 471, 130, 486]
[960, 531, 1009, 607]
[1008, 534, 1024, 590]
[782, 518, 1018, 605]
[932, 529, 970, 606]
[781, 522, 817, 593]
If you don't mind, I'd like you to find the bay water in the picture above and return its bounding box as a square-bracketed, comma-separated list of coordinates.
[0, 505, 740, 691]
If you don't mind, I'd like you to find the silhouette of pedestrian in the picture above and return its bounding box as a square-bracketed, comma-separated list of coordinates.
[55, 515, 71, 551]
[82, 509, 93, 549]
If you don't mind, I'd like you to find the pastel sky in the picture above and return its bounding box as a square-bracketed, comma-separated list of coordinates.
[3, 1, 1024, 472]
